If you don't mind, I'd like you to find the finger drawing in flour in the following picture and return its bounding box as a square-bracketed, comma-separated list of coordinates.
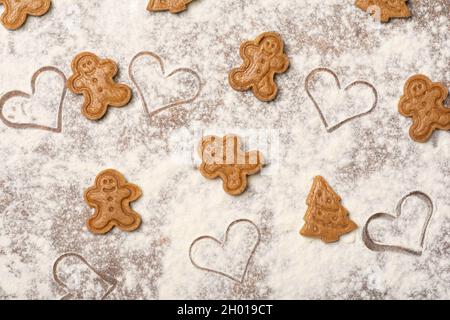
[0, 66, 67, 133]
[189, 219, 261, 283]
[305, 68, 378, 133]
[84, 169, 142, 234]
[300, 176, 358, 243]
[128, 51, 202, 123]
[198, 135, 264, 196]
[398, 74, 450, 143]
[53, 253, 117, 300]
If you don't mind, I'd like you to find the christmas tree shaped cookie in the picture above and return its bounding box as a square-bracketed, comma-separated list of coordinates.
[300, 176, 358, 243]
[355, 0, 411, 22]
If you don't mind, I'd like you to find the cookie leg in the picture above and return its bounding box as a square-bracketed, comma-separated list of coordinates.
[438, 113, 450, 128]
[117, 213, 141, 232]
[82, 96, 108, 121]
[108, 85, 131, 107]
[255, 76, 276, 100]
[89, 213, 111, 231]
[118, 213, 137, 226]
[1, 9, 28, 30]
[229, 68, 254, 90]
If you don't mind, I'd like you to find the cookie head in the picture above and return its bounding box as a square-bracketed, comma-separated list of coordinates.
[98, 174, 119, 193]
[200, 136, 221, 164]
[407, 78, 428, 98]
[261, 35, 281, 56]
[77, 55, 97, 76]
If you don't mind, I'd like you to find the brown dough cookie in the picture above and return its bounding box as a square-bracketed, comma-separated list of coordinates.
[198, 135, 264, 196]
[0, 0, 51, 30]
[300, 176, 358, 243]
[398, 74, 450, 143]
[67, 52, 132, 121]
[84, 169, 142, 235]
[355, 0, 411, 22]
[229, 32, 289, 102]
[147, 0, 192, 14]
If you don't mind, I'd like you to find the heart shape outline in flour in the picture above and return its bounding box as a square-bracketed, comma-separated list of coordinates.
[189, 219, 261, 283]
[53, 253, 117, 300]
[128, 51, 202, 120]
[0, 66, 67, 133]
[362, 191, 434, 256]
[305, 68, 378, 133]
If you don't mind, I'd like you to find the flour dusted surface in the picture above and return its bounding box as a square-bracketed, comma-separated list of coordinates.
[0, 0, 449, 299]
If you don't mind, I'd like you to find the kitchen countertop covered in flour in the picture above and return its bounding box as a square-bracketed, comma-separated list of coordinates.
[0, 0, 449, 299]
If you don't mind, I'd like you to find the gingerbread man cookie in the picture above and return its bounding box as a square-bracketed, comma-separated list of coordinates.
[229, 32, 290, 102]
[355, 0, 411, 22]
[399, 74, 450, 143]
[147, 0, 192, 14]
[67, 52, 132, 121]
[198, 135, 264, 196]
[0, 0, 51, 30]
[84, 169, 142, 234]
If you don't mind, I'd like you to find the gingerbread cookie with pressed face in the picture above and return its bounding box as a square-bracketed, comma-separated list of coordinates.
[355, 0, 411, 22]
[229, 32, 289, 102]
[147, 0, 192, 14]
[399, 74, 450, 143]
[84, 169, 142, 235]
[198, 135, 264, 196]
[67, 52, 132, 121]
[0, 0, 51, 30]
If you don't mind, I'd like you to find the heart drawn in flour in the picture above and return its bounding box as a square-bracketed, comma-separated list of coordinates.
[128, 51, 202, 121]
[0, 66, 67, 133]
[53, 253, 117, 300]
[305, 68, 378, 133]
[189, 219, 261, 283]
[362, 191, 434, 256]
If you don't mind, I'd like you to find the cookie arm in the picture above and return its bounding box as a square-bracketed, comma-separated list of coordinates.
[229, 44, 259, 90]
[270, 55, 289, 73]
[430, 86, 449, 108]
[199, 163, 221, 179]
[103, 60, 119, 78]
[85, 188, 106, 204]
[242, 44, 258, 63]
[398, 96, 414, 116]
[68, 74, 85, 93]
[125, 183, 142, 202]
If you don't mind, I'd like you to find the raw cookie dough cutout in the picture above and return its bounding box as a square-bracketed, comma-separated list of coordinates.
[67, 52, 132, 121]
[229, 32, 289, 102]
[198, 135, 264, 196]
[0, 0, 51, 30]
[300, 176, 358, 243]
[84, 169, 142, 234]
[355, 0, 411, 22]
